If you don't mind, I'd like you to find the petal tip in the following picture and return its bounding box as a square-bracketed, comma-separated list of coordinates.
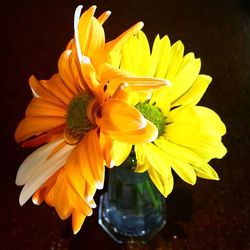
[96, 181, 104, 190]
[73, 228, 80, 235]
[32, 198, 39, 205]
[19, 195, 26, 206]
[138, 21, 144, 29]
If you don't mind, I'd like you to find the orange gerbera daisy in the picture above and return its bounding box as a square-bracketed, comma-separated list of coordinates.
[15, 5, 169, 234]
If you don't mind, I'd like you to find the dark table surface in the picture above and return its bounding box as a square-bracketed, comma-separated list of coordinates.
[1, 0, 250, 249]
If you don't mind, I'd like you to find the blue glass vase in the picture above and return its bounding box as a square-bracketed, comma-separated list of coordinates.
[98, 155, 166, 243]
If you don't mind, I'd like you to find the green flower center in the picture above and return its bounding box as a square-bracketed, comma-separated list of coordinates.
[66, 93, 94, 139]
[136, 102, 166, 137]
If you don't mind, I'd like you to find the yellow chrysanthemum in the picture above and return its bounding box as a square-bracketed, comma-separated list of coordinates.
[15, 7, 168, 234]
[112, 31, 227, 197]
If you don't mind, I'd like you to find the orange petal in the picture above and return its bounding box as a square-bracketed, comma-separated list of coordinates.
[65, 129, 105, 197]
[32, 189, 45, 205]
[97, 11, 111, 25]
[99, 132, 113, 167]
[29, 75, 66, 109]
[40, 74, 74, 105]
[72, 209, 86, 234]
[53, 171, 72, 220]
[80, 56, 104, 102]
[15, 117, 65, 142]
[25, 97, 66, 118]
[64, 146, 92, 200]
[21, 125, 65, 148]
[75, 5, 97, 57]
[96, 99, 147, 132]
[82, 129, 105, 190]
[84, 18, 105, 67]
[58, 50, 84, 94]
[107, 120, 158, 144]
[100, 63, 170, 98]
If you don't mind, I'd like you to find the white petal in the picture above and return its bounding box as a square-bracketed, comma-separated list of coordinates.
[74, 5, 83, 61]
[16, 138, 64, 186]
[19, 144, 74, 206]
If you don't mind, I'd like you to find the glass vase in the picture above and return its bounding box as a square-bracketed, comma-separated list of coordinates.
[98, 155, 166, 244]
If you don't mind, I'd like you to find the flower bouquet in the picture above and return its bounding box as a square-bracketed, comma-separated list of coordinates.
[15, 5, 226, 243]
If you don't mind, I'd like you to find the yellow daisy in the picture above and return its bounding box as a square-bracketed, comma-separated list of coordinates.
[112, 31, 227, 197]
[15, 7, 168, 234]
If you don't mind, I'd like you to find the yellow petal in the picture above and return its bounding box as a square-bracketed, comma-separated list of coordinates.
[154, 35, 171, 78]
[167, 106, 227, 161]
[134, 144, 174, 196]
[165, 41, 184, 80]
[142, 143, 172, 177]
[171, 158, 197, 185]
[104, 22, 144, 59]
[120, 31, 151, 76]
[194, 162, 219, 180]
[155, 138, 202, 167]
[169, 57, 201, 103]
[134, 145, 150, 173]
[112, 141, 132, 166]
[172, 74, 212, 107]
[148, 167, 174, 197]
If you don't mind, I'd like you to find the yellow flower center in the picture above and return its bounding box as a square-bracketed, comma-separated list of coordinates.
[136, 103, 166, 137]
[65, 93, 94, 144]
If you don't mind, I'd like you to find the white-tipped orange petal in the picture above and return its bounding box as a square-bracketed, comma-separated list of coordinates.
[99, 132, 113, 167]
[98, 11, 111, 25]
[74, 5, 94, 60]
[72, 210, 86, 234]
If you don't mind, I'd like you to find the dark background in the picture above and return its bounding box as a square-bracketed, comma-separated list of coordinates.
[1, 0, 250, 249]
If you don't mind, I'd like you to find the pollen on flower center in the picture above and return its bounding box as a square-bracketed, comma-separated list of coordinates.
[65, 93, 94, 143]
[136, 103, 166, 137]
